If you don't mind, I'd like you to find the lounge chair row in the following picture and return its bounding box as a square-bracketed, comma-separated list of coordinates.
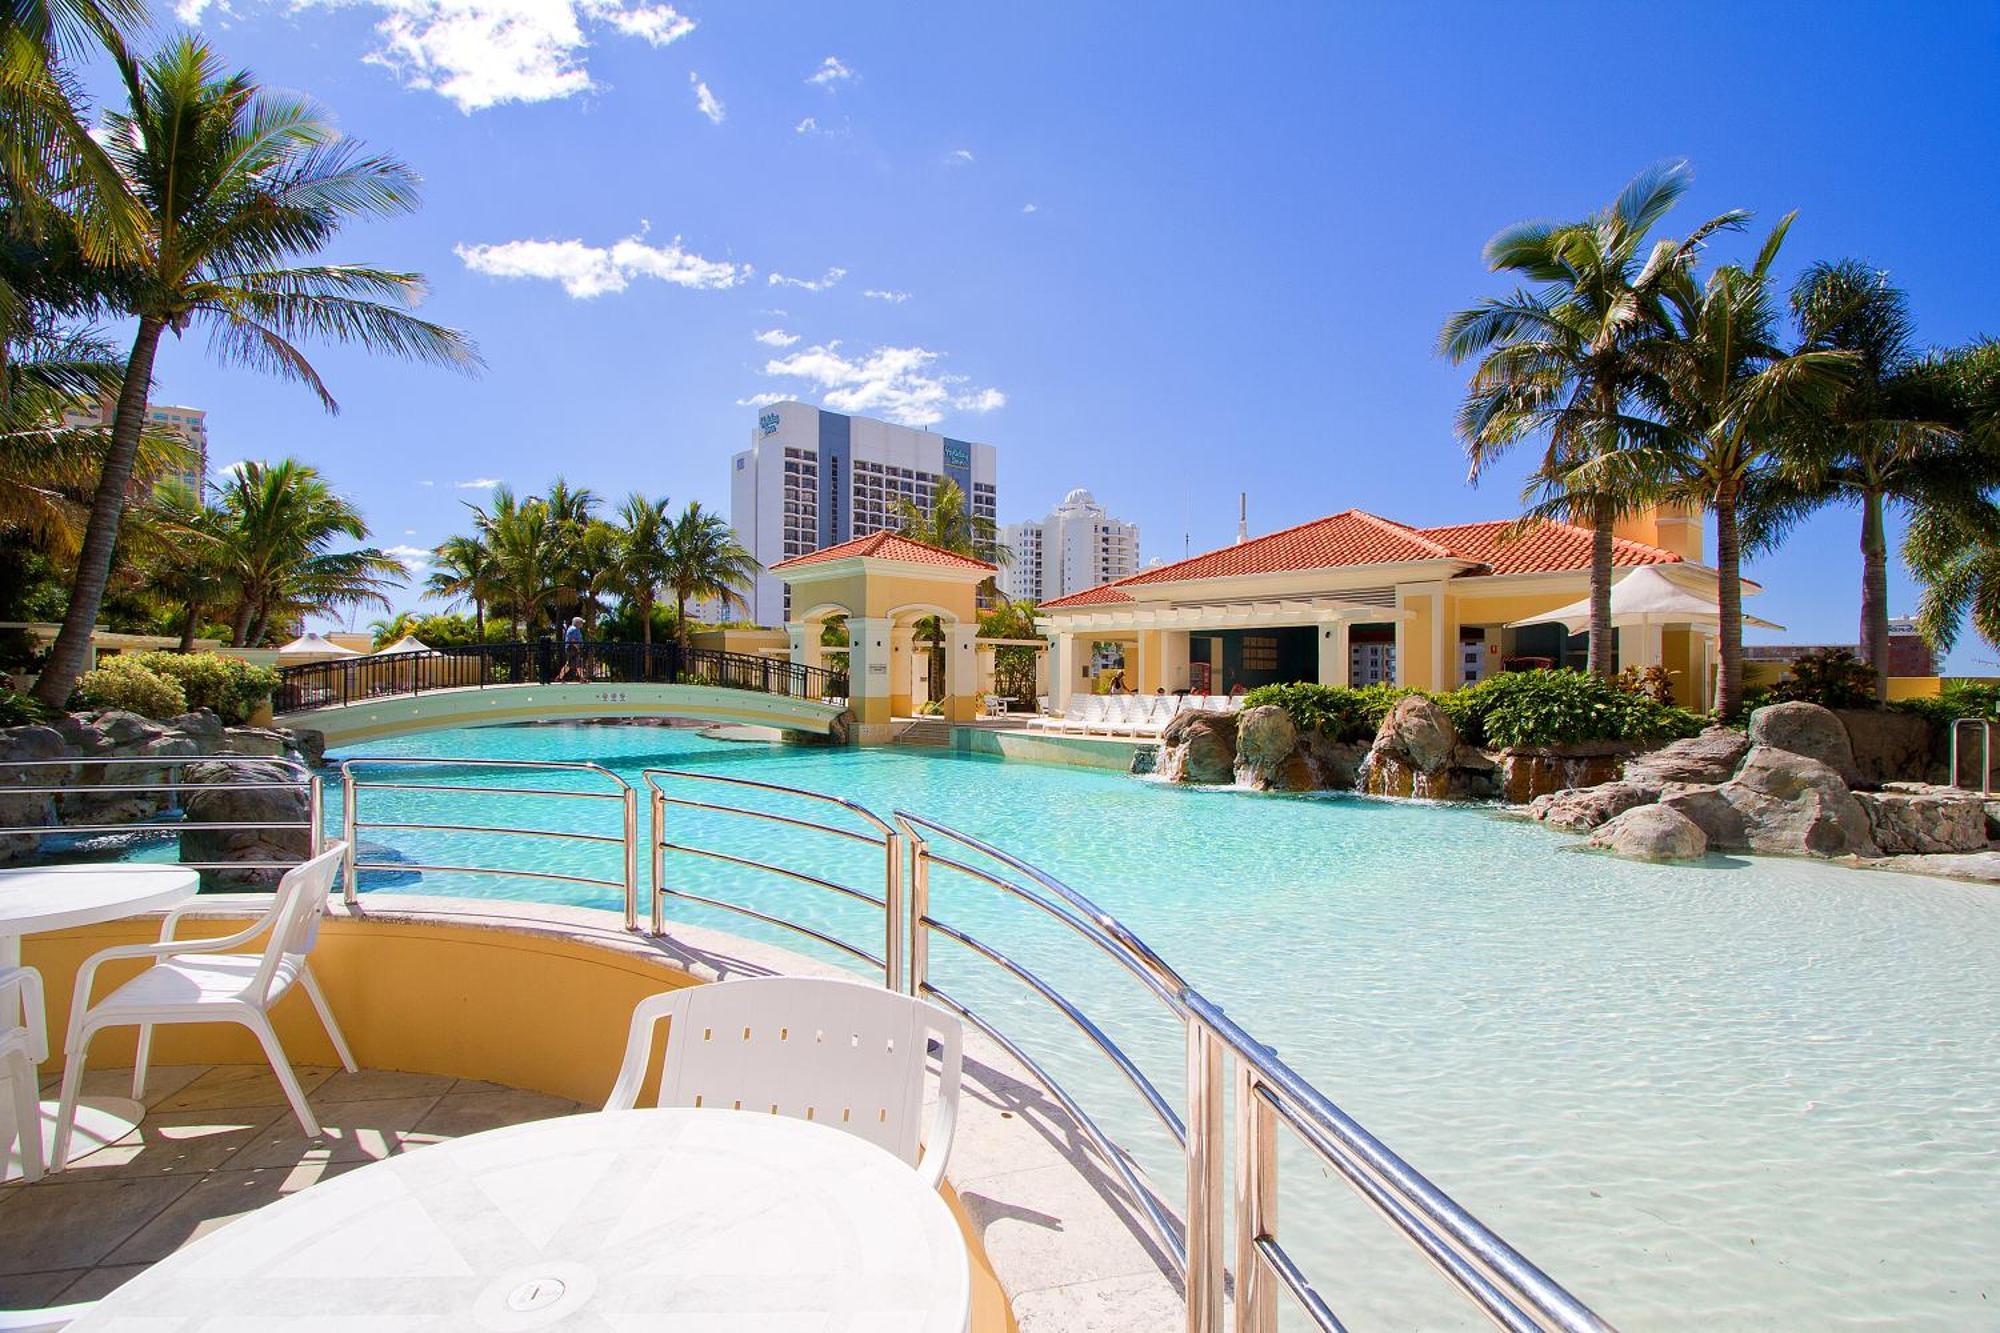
[1026, 692, 1242, 738]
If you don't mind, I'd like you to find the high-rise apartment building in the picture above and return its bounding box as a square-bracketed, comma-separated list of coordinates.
[730, 401, 999, 625]
[999, 488, 1139, 604]
[60, 397, 209, 498]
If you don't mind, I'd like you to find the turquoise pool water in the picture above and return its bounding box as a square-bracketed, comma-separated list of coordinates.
[324, 723, 1997, 1330]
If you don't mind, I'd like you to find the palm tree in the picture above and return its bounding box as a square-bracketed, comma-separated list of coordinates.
[1632, 218, 1854, 717]
[423, 533, 495, 639]
[1439, 160, 1745, 676]
[474, 487, 559, 638]
[600, 493, 670, 651]
[661, 502, 757, 649]
[1902, 341, 2000, 659]
[537, 476, 600, 626]
[1771, 262, 1979, 698]
[32, 37, 478, 706]
[213, 459, 402, 645]
[133, 479, 232, 650]
[892, 477, 1011, 567]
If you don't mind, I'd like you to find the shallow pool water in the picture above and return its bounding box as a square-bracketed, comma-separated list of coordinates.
[320, 723, 1997, 1330]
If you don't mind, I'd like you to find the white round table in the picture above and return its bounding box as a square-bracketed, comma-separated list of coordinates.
[74, 1107, 974, 1331]
[0, 865, 200, 1182]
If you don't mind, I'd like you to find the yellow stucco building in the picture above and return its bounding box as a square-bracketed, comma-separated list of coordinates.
[1034, 505, 1740, 712]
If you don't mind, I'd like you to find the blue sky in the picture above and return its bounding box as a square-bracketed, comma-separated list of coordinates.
[92, 2, 2000, 664]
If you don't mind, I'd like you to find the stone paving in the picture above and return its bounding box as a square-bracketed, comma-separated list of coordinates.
[0, 1062, 581, 1311]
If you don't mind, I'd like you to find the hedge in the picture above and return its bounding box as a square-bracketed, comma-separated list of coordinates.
[131, 651, 278, 725]
[74, 656, 188, 719]
[1243, 670, 1704, 750]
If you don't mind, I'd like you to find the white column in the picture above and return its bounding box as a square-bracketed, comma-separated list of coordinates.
[1160, 630, 1191, 693]
[785, 622, 822, 671]
[1033, 644, 1051, 700]
[1049, 633, 1076, 712]
[948, 623, 979, 721]
[1318, 620, 1349, 687]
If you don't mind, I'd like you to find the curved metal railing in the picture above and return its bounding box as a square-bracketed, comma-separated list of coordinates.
[642, 768, 903, 989]
[336, 757, 638, 921]
[0, 755, 322, 874]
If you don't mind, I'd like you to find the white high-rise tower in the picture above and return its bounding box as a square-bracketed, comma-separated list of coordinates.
[999, 489, 1140, 604]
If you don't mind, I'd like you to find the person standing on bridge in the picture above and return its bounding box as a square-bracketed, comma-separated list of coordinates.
[556, 616, 588, 681]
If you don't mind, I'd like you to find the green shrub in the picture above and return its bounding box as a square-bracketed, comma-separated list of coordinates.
[1439, 669, 1703, 749]
[74, 656, 187, 719]
[1892, 680, 2000, 728]
[1771, 647, 1877, 710]
[0, 687, 56, 727]
[1240, 682, 1422, 742]
[132, 651, 278, 724]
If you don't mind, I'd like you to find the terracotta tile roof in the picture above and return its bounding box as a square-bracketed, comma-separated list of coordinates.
[1036, 511, 1686, 612]
[1038, 581, 1137, 610]
[1114, 509, 1460, 589]
[770, 530, 996, 573]
[1415, 520, 1682, 575]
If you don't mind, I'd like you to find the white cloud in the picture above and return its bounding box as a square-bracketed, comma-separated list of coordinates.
[1021, 202, 1039, 214]
[456, 477, 503, 489]
[863, 289, 910, 304]
[946, 148, 974, 166]
[806, 56, 855, 88]
[404, 528, 418, 535]
[795, 116, 818, 134]
[419, 479, 436, 486]
[759, 342, 1006, 429]
[767, 267, 846, 293]
[456, 231, 746, 298]
[735, 392, 788, 408]
[690, 72, 724, 123]
[219, 0, 702, 113]
[384, 543, 432, 572]
[754, 328, 801, 347]
[211, 459, 248, 479]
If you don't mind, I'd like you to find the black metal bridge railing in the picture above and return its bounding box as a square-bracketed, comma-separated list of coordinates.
[272, 641, 850, 716]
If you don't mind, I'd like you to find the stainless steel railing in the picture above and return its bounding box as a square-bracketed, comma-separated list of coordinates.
[1948, 717, 1996, 794]
[336, 757, 638, 921]
[643, 768, 904, 990]
[0, 755, 322, 873]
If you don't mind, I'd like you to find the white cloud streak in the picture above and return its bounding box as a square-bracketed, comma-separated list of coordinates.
[759, 342, 1006, 429]
[806, 56, 855, 88]
[767, 267, 846, 293]
[456, 231, 747, 298]
[690, 71, 724, 123]
[946, 148, 974, 166]
[795, 116, 817, 134]
[456, 477, 503, 489]
[1022, 202, 1039, 214]
[735, 392, 788, 408]
[384, 543, 433, 572]
[179, 0, 700, 113]
[754, 328, 801, 347]
[863, 289, 910, 304]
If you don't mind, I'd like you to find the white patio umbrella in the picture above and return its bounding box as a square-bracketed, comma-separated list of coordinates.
[1506, 566, 1784, 634]
[276, 631, 360, 660]
[372, 634, 439, 656]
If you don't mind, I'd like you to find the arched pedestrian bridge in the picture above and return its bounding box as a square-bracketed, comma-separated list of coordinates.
[273, 642, 851, 748]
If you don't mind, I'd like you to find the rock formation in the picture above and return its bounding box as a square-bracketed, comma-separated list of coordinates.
[1156, 710, 1240, 785]
[1587, 804, 1708, 861]
[1358, 696, 1497, 799]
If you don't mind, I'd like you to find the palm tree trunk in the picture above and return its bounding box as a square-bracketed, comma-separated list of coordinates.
[675, 592, 690, 649]
[34, 317, 166, 707]
[178, 598, 202, 653]
[1587, 496, 1615, 677]
[229, 597, 255, 647]
[1858, 486, 1890, 701]
[473, 599, 485, 640]
[1715, 481, 1745, 719]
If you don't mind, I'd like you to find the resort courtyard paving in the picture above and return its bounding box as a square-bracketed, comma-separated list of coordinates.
[0, 1062, 582, 1309]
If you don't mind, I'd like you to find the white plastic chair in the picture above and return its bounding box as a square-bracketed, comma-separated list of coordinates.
[607, 976, 963, 1188]
[1, 965, 47, 1182]
[52, 844, 356, 1167]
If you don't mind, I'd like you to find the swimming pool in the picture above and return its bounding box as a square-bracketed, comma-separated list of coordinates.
[325, 722, 1998, 1330]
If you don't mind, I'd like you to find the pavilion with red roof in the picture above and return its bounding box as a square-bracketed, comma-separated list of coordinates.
[1032, 503, 1753, 712]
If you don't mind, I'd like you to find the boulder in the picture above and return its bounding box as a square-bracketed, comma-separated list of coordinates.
[1498, 745, 1631, 803]
[1622, 726, 1751, 787]
[1300, 732, 1368, 790]
[217, 726, 292, 758]
[168, 709, 226, 750]
[1834, 708, 1938, 787]
[1748, 702, 1859, 786]
[1683, 745, 1879, 858]
[1528, 781, 1656, 834]
[0, 724, 67, 866]
[1370, 695, 1458, 774]
[1359, 696, 1498, 799]
[179, 759, 313, 888]
[1587, 804, 1709, 862]
[1854, 786, 1989, 855]
[1234, 706, 1303, 791]
[1158, 710, 1239, 785]
[288, 727, 327, 768]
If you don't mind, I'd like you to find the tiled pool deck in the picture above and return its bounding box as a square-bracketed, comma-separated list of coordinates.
[0, 1063, 580, 1310]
